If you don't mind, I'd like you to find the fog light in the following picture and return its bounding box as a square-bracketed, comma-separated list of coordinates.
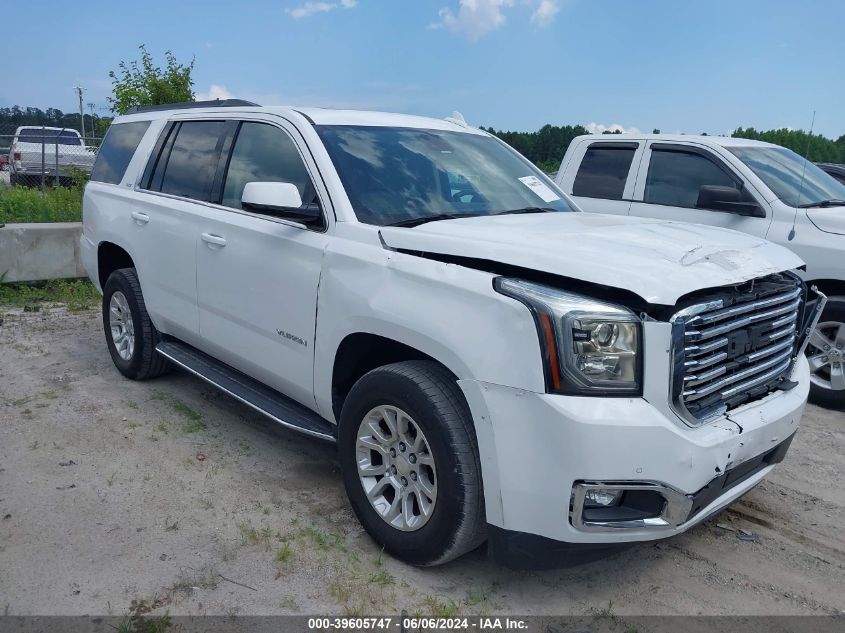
[584, 488, 622, 508]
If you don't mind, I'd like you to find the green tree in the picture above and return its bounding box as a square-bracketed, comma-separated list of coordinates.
[108, 45, 195, 115]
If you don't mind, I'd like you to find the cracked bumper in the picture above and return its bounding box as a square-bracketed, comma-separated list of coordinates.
[458, 355, 808, 560]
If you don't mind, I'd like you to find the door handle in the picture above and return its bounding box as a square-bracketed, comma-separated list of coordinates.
[201, 232, 227, 247]
[131, 211, 150, 225]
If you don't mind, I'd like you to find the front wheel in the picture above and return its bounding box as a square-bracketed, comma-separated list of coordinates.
[338, 361, 486, 566]
[806, 296, 845, 410]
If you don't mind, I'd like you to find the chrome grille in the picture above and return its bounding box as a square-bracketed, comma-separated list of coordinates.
[670, 274, 805, 425]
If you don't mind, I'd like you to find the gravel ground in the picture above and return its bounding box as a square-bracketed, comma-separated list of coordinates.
[0, 305, 843, 620]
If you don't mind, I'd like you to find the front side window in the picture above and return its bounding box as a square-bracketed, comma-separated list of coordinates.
[156, 121, 227, 201]
[222, 123, 313, 209]
[572, 144, 636, 200]
[644, 149, 737, 208]
[728, 146, 845, 207]
[316, 125, 574, 226]
[90, 121, 150, 184]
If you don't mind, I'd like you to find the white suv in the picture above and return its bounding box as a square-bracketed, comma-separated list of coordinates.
[556, 134, 845, 409]
[82, 102, 822, 568]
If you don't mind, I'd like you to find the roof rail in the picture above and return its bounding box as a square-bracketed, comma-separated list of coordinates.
[125, 99, 260, 114]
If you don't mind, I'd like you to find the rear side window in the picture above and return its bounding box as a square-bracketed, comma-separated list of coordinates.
[152, 121, 227, 201]
[90, 121, 151, 184]
[645, 149, 737, 208]
[222, 122, 313, 209]
[572, 144, 636, 200]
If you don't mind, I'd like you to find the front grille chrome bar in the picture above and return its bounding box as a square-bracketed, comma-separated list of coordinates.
[670, 274, 808, 426]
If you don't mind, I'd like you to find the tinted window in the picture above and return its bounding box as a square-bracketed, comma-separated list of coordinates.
[17, 128, 83, 146]
[158, 121, 227, 201]
[90, 121, 150, 184]
[222, 123, 313, 209]
[317, 125, 573, 226]
[645, 149, 737, 208]
[572, 144, 636, 200]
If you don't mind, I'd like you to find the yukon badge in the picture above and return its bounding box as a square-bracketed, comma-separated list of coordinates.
[276, 329, 308, 347]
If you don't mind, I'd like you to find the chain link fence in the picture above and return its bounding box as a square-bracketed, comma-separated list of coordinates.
[1, 123, 99, 190]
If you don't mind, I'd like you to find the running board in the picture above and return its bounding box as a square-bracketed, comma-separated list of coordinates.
[155, 340, 336, 442]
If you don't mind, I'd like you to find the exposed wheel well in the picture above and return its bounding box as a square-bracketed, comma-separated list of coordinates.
[98, 242, 135, 289]
[806, 279, 845, 299]
[331, 333, 450, 420]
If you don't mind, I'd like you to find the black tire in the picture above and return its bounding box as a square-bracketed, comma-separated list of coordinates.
[338, 361, 486, 566]
[102, 268, 171, 380]
[807, 297, 845, 410]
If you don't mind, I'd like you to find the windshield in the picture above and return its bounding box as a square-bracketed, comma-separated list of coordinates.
[316, 125, 574, 226]
[17, 129, 83, 146]
[728, 145, 845, 207]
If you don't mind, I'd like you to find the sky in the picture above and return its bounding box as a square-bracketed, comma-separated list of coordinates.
[2, 0, 843, 138]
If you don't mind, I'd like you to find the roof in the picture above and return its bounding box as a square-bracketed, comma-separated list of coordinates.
[574, 133, 776, 148]
[116, 103, 484, 134]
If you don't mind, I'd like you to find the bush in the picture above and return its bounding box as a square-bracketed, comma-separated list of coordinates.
[0, 183, 83, 224]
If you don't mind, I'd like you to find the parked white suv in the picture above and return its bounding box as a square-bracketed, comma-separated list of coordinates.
[82, 102, 822, 567]
[556, 135, 845, 409]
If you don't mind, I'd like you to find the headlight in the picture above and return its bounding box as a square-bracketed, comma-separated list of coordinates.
[495, 278, 642, 396]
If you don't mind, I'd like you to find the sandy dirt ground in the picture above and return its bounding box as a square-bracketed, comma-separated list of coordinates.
[0, 305, 843, 621]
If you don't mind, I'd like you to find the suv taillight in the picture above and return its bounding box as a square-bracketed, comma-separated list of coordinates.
[13, 152, 21, 161]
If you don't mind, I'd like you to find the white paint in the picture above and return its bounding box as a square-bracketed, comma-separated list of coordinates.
[80, 106, 811, 551]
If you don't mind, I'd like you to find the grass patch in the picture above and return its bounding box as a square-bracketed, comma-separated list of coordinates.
[160, 397, 206, 433]
[0, 184, 83, 224]
[278, 595, 299, 612]
[424, 596, 461, 618]
[368, 569, 394, 587]
[0, 279, 98, 311]
[275, 542, 293, 563]
[238, 521, 274, 550]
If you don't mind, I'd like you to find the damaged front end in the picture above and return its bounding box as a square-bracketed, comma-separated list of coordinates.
[668, 273, 827, 427]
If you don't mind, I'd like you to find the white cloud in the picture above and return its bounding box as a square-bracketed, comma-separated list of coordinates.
[286, 0, 357, 19]
[196, 84, 233, 101]
[585, 122, 642, 135]
[432, 0, 562, 40]
[530, 0, 559, 28]
[432, 0, 514, 41]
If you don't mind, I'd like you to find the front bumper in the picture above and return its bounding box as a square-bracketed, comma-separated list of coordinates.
[458, 355, 808, 565]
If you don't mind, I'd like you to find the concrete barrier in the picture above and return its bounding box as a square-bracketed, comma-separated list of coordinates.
[0, 222, 86, 282]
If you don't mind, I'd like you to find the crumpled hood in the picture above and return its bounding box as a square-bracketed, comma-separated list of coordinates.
[379, 213, 804, 305]
[806, 206, 845, 236]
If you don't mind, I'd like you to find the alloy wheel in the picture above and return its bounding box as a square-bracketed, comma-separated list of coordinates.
[355, 405, 437, 531]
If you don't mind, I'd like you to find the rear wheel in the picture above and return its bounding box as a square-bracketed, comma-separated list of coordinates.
[806, 297, 845, 410]
[338, 361, 486, 566]
[102, 268, 171, 380]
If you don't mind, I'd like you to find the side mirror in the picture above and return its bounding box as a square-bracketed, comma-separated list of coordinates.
[241, 182, 322, 225]
[696, 185, 764, 217]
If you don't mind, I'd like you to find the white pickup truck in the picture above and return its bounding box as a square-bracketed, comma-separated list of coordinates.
[9, 126, 96, 187]
[82, 103, 823, 567]
[556, 134, 845, 410]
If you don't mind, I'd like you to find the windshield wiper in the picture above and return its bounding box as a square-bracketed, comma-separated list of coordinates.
[493, 207, 558, 216]
[385, 213, 482, 228]
[798, 199, 845, 208]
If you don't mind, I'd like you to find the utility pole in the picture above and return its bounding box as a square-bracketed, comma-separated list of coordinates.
[87, 103, 96, 140]
[75, 86, 85, 138]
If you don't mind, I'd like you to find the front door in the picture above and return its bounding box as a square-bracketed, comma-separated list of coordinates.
[195, 120, 329, 409]
[628, 142, 772, 237]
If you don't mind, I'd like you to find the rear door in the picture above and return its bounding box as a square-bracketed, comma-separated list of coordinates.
[558, 140, 644, 215]
[628, 142, 772, 236]
[194, 117, 330, 408]
[132, 119, 231, 345]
